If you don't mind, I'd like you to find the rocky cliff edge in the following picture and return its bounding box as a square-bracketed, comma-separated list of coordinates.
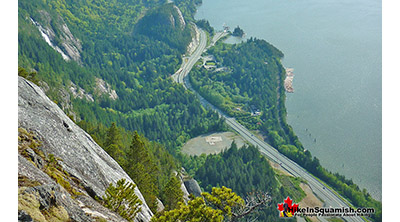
[18, 76, 153, 221]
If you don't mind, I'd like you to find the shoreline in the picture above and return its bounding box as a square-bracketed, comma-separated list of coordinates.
[194, 0, 381, 212]
[284, 67, 294, 93]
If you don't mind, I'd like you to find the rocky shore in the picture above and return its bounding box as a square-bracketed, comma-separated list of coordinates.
[284, 68, 294, 93]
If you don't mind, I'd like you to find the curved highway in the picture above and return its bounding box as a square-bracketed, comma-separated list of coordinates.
[172, 25, 365, 222]
[172, 25, 207, 87]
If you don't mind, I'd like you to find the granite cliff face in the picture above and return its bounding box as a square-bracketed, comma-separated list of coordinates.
[18, 76, 153, 221]
[29, 10, 82, 63]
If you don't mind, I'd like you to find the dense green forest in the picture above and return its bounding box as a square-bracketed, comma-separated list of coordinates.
[190, 37, 381, 221]
[18, 0, 227, 153]
[183, 142, 297, 221]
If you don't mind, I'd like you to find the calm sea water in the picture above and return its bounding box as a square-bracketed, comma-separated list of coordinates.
[195, 0, 382, 200]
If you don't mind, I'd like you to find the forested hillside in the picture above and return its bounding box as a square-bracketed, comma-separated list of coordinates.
[18, 0, 225, 152]
[190, 38, 285, 133]
[183, 143, 296, 221]
[190, 36, 381, 221]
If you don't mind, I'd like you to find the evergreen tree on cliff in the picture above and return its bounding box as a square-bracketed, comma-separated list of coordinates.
[102, 178, 142, 221]
[104, 123, 125, 164]
[125, 131, 159, 212]
[161, 176, 184, 211]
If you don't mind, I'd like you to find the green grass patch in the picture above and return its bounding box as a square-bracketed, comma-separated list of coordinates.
[276, 174, 306, 203]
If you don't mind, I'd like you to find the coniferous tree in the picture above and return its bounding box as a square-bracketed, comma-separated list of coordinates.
[153, 196, 224, 222]
[125, 131, 159, 212]
[153, 186, 269, 221]
[102, 178, 142, 221]
[127, 131, 146, 166]
[105, 123, 120, 148]
[104, 123, 124, 164]
[161, 176, 184, 211]
[18, 66, 40, 86]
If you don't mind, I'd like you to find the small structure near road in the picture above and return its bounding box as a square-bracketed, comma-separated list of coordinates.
[202, 55, 217, 70]
[250, 105, 261, 116]
[201, 55, 230, 72]
[223, 23, 230, 32]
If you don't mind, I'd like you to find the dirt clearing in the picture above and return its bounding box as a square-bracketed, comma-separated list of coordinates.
[182, 131, 246, 156]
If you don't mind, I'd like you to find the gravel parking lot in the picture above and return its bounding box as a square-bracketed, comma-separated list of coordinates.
[182, 131, 246, 156]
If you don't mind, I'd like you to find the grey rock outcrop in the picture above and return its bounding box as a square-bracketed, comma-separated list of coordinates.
[18, 76, 153, 221]
[18, 210, 33, 222]
[19, 154, 92, 222]
[95, 78, 118, 100]
[69, 81, 94, 102]
[183, 179, 202, 198]
[29, 10, 82, 63]
[24, 183, 90, 222]
[173, 170, 190, 203]
[172, 5, 186, 30]
[176, 168, 203, 201]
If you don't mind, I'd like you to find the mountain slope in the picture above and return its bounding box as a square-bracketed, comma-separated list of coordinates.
[18, 76, 153, 221]
[18, 0, 224, 153]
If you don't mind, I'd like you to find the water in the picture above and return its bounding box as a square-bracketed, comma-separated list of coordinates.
[195, 0, 381, 200]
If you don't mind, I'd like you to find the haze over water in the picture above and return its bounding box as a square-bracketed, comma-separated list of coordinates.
[195, 0, 382, 200]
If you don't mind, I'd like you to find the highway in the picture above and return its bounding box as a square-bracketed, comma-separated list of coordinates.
[172, 25, 365, 222]
[172, 25, 207, 87]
